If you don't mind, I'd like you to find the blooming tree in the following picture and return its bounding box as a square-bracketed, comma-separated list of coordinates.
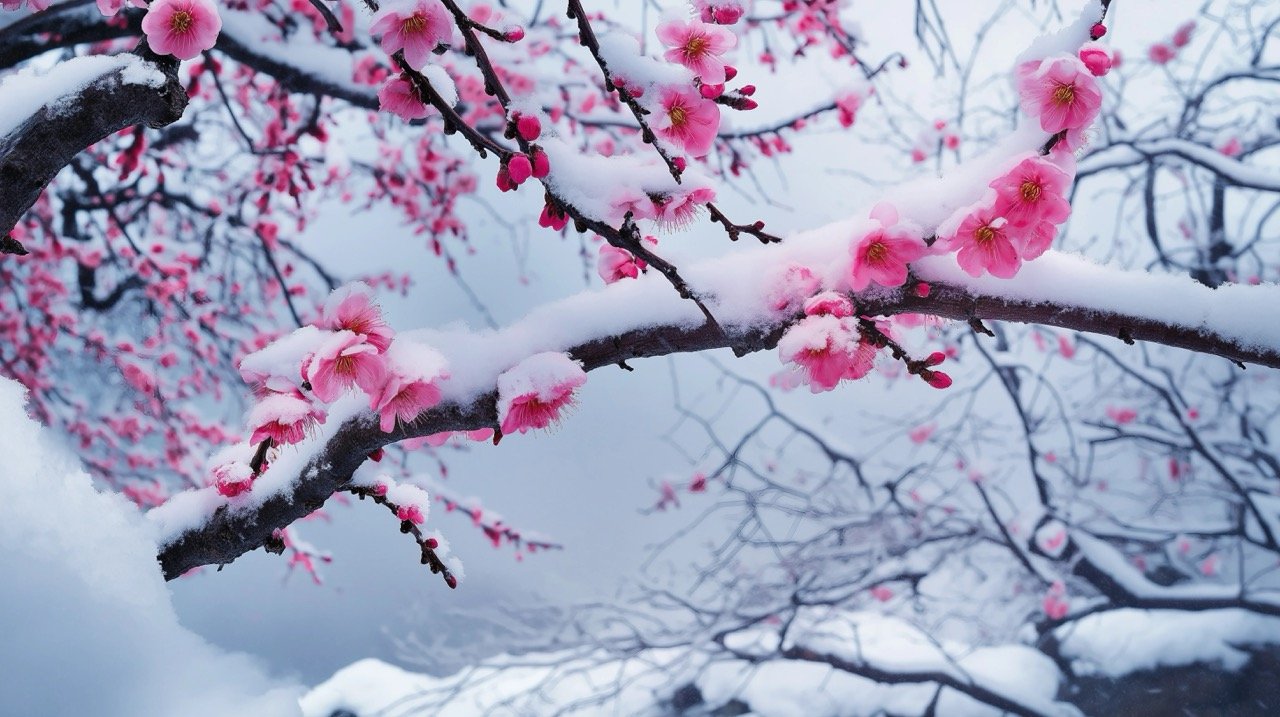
[2, 0, 1280, 709]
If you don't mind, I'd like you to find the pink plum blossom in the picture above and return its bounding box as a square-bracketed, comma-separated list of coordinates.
[370, 0, 452, 69]
[496, 352, 587, 434]
[777, 315, 877, 392]
[803, 291, 854, 318]
[97, 0, 145, 18]
[653, 186, 716, 229]
[1017, 55, 1102, 134]
[988, 154, 1072, 229]
[656, 19, 737, 84]
[368, 340, 449, 433]
[212, 461, 255, 498]
[321, 282, 395, 353]
[1148, 43, 1175, 65]
[849, 202, 927, 291]
[304, 330, 387, 402]
[248, 392, 326, 446]
[940, 196, 1022, 278]
[1078, 43, 1112, 76]
[652, 86, 721, 157]
[141, 0, 222, 61]
[597, 245, 649, 284]
[378, 76, 430, 121]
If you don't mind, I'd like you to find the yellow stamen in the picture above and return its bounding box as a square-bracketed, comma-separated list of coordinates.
[865, 241, 887, 263]
[402, 12, 428, 33]
[170, 10, 193, 33]
[975, 225, 996, 245]
[1020, 180, 1042, 202]
[1052, 83, 1075, 105]
[668, 105, 687, 128]
[685, 36, 710, 57]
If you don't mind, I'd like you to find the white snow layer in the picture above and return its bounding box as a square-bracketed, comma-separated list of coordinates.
[0, 54, 165, 141]
[0, 377, 302, 717]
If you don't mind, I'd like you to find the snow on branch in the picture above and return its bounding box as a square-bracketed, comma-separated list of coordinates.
[0, 49, 186, 240]
[151, 242, 1280, 580]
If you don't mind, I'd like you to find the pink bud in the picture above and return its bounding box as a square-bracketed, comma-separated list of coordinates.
[516, 114, 542, 141]
[739, 84, 756, 97]
[700, 83, 724, 99]
[741, 98, 759, 110]
[926, 371, 952, 389]
[724, 65, 738, 81]
[426, 537, 439, 549]
[531, 149, 550, 179]
[496, 166, 515, 192]
[713, 6, 743, 24]
[507, 154, 533, 185]
[504, 26, 525, 42]
[1090, 22, 1106, 40]
[367, 448, 384, 462]
[914, 281, 931, 297]
[673, 156, 687, 172]
[445, 574, 458, 589]
[926, 351, 946, 367]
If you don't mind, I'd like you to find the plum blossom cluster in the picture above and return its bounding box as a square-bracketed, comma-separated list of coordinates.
[211, 283, 448, 498]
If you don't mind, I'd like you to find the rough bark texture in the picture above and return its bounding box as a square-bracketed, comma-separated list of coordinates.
[0, 49, 187, 238]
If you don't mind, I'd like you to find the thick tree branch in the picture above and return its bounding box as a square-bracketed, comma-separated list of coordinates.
[154, 258, 1280, 579]
[0, 50, 187, 238]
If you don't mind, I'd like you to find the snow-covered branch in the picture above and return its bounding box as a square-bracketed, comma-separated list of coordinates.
[0, 49, 186, 239]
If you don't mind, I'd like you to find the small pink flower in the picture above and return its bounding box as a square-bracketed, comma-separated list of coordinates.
[1148, 43, 1175, 65]
[397, 504, 425, 524]
[803, 291, 854, 318]
[870, 585, 894, 602]
[656, 19, 737, 84]
[849, 202, 927, 291]
[212, 461, 255, 498]
[777, 315, 877, 392]
[496, 352, 587, 434]
[1171, 20, 1195, 48]
[378, 76, 430, 121]
[305, 331, 387, 402]
[369, 341, 449, 433]
[908, 423, 935, 444]
[606, 187, 658, 224]
[768, 263, 821, 313]
[652, 85, 721, 157]
[1016, 55, 1102, 134]
[321, 283, 395, 353]
[941, 198, 1022, 278]
[1218, 137, 1243, 157]
[141, 0, 222, 61]
[370, 0, 452, 69]
[988, 154, 1072, 229]
[598, 245, 647, 284]
[653, 186, 715, 229]
[97, 0, 145, 18]
[834, 87, 865, 128]
[248, 392, 326, 446]
[1078, 43, 1112, 77]
[1106, 406, 1137, 424]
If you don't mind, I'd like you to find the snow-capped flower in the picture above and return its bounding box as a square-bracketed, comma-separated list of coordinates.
[777, 315, 876, 392]
[653, 186, 715, 230]
[803, 291, 854, 318]
[141, 0, 222, 61]
[496, 352, 587, 434]
[652, 85, 721, 157]
[378, 76, 430, 121]
[368, 340, 449, 433]
[321, 283, 395, 353]
[768, 263, 821, 313]
[849, 202, 927, 291]
[692, 0, 744, 25]
[656, 19, 737, 84]
[370, 0, 452, 69]
[212, 461, 255, 498]
[304, 331, 387, 402]
[1016, 55, 1102, 134]
[248, 392, 326, 446]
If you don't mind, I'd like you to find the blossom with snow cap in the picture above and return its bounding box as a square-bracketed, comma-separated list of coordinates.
[368, 340, 449, 433]
[211, 460, 255, 498]
[141, 0, 222, 61]
[321, 282, 395, 353]
[370, 0, 452, 69]
[848, 202, 927, 292]
[1016, 55, 1102, 134]
[656, 19, 737, 84]
[378, 76, 430, 121]
[652, 85, 721, 157]
[777, 315, 877, 393]
[248, 392, 326, 446]
[304, 330, 387, 402]
[496, 352, 587, 434]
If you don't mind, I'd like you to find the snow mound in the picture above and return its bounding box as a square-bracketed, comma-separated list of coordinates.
[0, 377, 302, 717]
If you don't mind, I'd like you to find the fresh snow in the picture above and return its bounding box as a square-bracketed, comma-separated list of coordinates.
[0, 54, 164, 141]
[0, 377, 301, 717]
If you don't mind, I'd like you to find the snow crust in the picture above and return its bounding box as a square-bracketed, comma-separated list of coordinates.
[0, 377, 301, 717]
[0, 54, 162, 141]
